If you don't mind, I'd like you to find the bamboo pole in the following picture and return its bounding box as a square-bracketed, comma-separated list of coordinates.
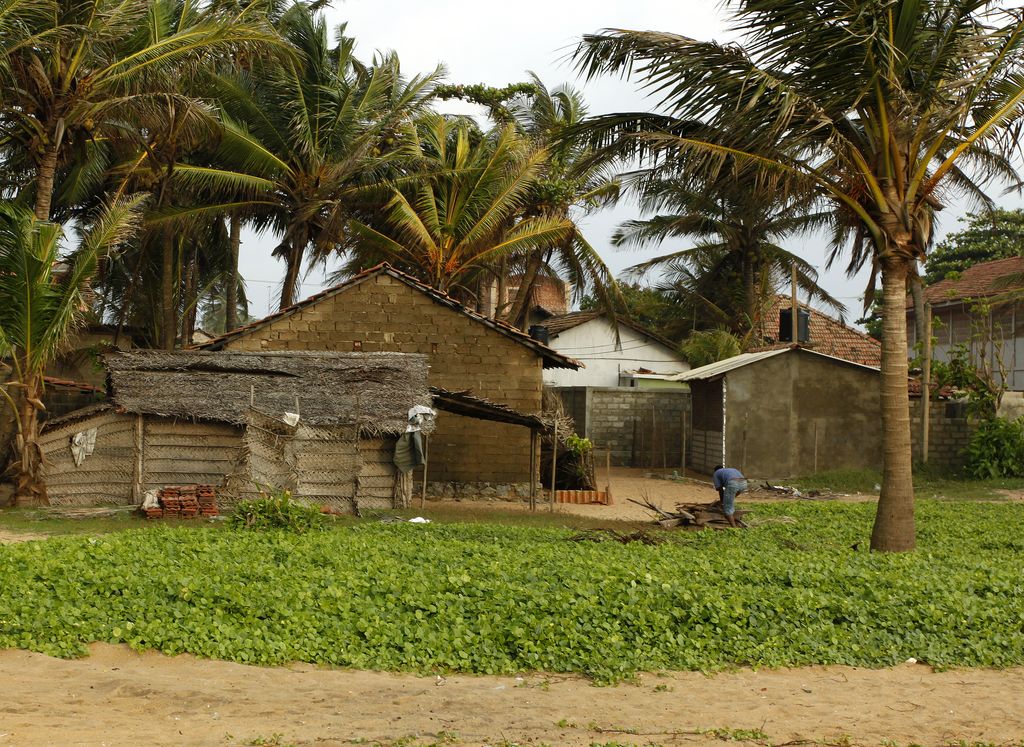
[550, 420, 558, 512]
[813, 421, 819, 473]
[529, 429, 537, 512]
[603, 448, 614, 504]
[420, 434, 428, 508]
[922, 302, 932, 464]
[681, 410, 688, 474]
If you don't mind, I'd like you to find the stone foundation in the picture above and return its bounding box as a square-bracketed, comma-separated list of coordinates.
[425, 481, 533, 502]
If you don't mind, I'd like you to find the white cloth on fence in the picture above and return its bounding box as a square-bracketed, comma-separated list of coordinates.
[70, 428, 97, 467]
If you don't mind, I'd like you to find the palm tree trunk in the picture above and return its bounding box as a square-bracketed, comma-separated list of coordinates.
[742, 253, 756, 334]
[34, 142, 60, 221]
[180, 253, 197, 345]
[496, 257, 508, 318]
[161, 229, 177, 349]
[13, 374, 48, 507]
[505, 250, 544, 329]
[226, 213, 241, 331]
[870, 258, 916, 552]
[279, 241, 302, 310]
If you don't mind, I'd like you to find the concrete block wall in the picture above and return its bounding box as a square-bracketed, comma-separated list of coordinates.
[689, 429, 723, 475]
[557, 387, 691, 467]
[222, 274, 543, 484]
[909, 399, 974, 470]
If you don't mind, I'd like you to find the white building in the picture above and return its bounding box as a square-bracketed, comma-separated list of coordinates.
[538, 311, 690, 388]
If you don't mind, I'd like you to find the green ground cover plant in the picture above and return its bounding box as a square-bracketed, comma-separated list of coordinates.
[1, 501, 1023, 681]
[793, 468, 1024, 501]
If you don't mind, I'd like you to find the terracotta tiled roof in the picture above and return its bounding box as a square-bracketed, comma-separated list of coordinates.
[539, 310, 680, 352]
[907, 378, 956, 399]
[750, 296, 881, 367]
[43, 377, 104, 393]
[917, 256, 1024, 306]
[195, 263, 581, 369]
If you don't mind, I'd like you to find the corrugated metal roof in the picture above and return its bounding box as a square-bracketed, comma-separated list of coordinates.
[669, 349, 790, 381]
[670, 346, 880, 382]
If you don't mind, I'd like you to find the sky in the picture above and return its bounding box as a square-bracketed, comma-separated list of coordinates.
[236, 0, 1024, 326]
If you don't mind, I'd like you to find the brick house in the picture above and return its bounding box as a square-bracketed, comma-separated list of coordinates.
[198, 264, 579, 490]
[906, 256, 1024, 391]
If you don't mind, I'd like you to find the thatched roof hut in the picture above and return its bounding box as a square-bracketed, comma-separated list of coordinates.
[40, 351, 432, 509]
[104, 350, 431, 434]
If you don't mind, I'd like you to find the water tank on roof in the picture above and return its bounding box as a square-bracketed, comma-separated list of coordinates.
[528, 325, 550, 345]
[779, 308, 811, 343]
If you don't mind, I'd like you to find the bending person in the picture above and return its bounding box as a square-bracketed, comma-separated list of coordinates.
[712, 465, 747, 528]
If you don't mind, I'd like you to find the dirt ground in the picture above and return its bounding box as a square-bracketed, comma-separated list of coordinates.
[0, 644, 1021, 746]
[420, 468, 876, 523]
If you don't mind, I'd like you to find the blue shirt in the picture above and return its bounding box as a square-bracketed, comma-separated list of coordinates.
[713, 467, 744, 490]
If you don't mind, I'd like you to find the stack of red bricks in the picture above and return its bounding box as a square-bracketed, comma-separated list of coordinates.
[145, 485, 218, 519]
[197, 485, 218, 517]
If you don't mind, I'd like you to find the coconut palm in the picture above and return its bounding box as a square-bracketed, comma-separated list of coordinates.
[163, 5, 443, 310]
[0, 197, 143, 505]
[0, 0, 283, 223]
[615, 173, 845, 338]
[342, 114, 573, 299]
[501, 74, 620, 328]
[575, 1, 1024, 551]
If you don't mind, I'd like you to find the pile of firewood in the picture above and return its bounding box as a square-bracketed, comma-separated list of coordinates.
[629, 497, 748, 530]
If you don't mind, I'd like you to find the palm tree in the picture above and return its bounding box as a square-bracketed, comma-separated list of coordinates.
[342, 114, 573, 299]
[575, 1, 1024, 551]
[501, 74, 620, 328]
[0, 0, 282, 223]
[0, 197, 143, 505]
[166, 5, 443, 310]
[614, 173, 845, 338]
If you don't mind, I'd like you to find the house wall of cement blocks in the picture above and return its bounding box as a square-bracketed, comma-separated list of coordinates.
[909, 399, 975, 470]
[557, 387, 691, 467]
[220, 274, 543, 487]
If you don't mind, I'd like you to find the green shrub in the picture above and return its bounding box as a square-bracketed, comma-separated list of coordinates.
[965, 417, 1024, 479]
[230, 488, 325, 533]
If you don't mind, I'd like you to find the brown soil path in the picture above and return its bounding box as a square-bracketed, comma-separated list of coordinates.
[0, 644, 1020, 746]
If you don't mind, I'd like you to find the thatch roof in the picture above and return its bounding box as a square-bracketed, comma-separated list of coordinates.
[430, 387, 545, 429]
[104, 350, 431, 434]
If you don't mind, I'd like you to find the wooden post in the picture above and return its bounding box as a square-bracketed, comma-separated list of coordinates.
[529, 429, 537, 512]
[681, 410, 688, 474]
[605, 448, 613, 505]
[131, 414, 145, 503]
[813, 421, 819, 474]
[651, 406, 658, 469]
[741, 413, 748, 468]
[922, 302, 933, 464]
[550, 419, 558, 512]
[791, 264, 799, 344]
[420, 434, 428, 508]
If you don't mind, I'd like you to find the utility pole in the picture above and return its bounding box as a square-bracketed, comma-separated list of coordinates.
[791, 264, 799, 344]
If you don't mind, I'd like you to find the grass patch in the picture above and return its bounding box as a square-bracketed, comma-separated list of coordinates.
[0, 507, 160, 537]
[792, 467, 1024, 501]
[2, 501, 1024, 681]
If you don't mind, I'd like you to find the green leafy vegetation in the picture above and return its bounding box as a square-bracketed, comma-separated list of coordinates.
[965, 418, 1024, 479]
[680, 329, 742, 368]
[230, 489, 326, 533]
[2, 502, 1024, 682]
